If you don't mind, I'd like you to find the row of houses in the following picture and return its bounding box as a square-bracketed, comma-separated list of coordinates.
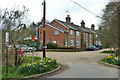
[36, 15, 99, 49]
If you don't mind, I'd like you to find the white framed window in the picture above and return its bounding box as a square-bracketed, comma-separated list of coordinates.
[53, 41, 56, 43]
[86, 33, 87, 38]
[90, 33, 91, 39]
[64, 41, 67, 47]
[90, 40, 91, 46]
[70, 40, 74, 46]
[76, 41, 79, 46]
[86, 40, 87, 46]
[70, 30, 74, 35]
[54, 31, 59, 35]
[76, 31, 80, 36]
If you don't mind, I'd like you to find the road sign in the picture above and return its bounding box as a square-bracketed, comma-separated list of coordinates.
[31, 35, 35, 41]
[29, 41, 37, 47]
[6, 32, 9, 46]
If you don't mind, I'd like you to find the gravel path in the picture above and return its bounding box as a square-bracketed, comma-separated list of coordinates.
[24, 49, 118, 78]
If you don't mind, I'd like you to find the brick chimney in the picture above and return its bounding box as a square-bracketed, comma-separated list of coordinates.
[91, 24, 95, 30]
[65, 15, 71, 24]
[81, 20, 85, 28]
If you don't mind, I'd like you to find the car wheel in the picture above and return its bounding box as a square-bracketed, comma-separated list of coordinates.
[29, 49, 32, 52]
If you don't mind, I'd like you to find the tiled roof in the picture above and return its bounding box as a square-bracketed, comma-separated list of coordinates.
[74, 24, 90, 33]
[85, 27, 97, 34]
[55, 19, 94, 33]
[55, 19, 79, 30]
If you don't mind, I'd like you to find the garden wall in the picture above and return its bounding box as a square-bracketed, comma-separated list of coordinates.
[46, 48, 87, 52]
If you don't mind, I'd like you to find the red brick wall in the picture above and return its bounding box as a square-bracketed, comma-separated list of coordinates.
[38, 24, 68, 47]
[51, 20, 68, 31]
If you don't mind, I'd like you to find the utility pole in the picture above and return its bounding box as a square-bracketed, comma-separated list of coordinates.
[43, 0, 46, 58]
[118, 1, 120, 56]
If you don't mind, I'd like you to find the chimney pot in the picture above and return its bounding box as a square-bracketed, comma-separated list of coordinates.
[65, 15, 71, 24]
[81, 20, 85, 28]
[91, 24, 95, 30]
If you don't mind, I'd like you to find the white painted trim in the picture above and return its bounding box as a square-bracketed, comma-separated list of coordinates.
[36, 24, 64, 33]
[46, 23, 64, 33]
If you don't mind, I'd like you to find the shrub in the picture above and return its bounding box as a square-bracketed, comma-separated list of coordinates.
[46, 42, 58, 49]
[103, 55, 120, 66]
[57, 47, 73, 49]
[17, 57, 58, 75]
[101, 50, 115, 53]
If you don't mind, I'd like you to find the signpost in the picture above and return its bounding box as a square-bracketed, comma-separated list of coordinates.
[31, 35, 35, 42]
[30, 35, 36, 63]
[5, 32, 9, 77]
[29, 42, 37, 47]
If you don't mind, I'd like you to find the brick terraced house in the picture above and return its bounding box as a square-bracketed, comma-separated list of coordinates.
[36, 15, 98, 49]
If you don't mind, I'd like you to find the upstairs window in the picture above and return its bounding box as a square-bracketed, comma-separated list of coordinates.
[90, 33, 91, 39]
[54, 31, 59, 35]
[76, 31, 80, 36]
[70, 30, 74, 35]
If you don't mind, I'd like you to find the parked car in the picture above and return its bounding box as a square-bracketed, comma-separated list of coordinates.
[8, 45, 36, 52]
[19, 45, 37, 52]
[8, 47, 24, 56]
[87, 46, 97, 51]
[95, 43, 102, 50]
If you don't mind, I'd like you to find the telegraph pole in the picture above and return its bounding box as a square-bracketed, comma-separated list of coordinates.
[43, 0, 46, 58]
[118, 1, 120, 56]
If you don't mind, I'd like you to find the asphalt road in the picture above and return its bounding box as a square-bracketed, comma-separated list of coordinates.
[25, 49, 118, 78]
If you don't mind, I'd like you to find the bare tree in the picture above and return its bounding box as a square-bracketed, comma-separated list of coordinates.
[99, 2, 119, 56]
[0, 6, 30, 66]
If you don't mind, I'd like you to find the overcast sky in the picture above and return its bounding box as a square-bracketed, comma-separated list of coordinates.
[0, 0, 109, 30]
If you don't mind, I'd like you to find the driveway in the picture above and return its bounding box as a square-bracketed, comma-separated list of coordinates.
[25, 49, 118, 78]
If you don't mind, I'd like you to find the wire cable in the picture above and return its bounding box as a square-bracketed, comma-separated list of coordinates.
[71, 0, 102, 18]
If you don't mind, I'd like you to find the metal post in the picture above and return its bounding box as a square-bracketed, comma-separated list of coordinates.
[6, 46, 8, 77]
[43, 0, 46, 58]
[5, 32, 9, 77]
[32, 47, 34, 63]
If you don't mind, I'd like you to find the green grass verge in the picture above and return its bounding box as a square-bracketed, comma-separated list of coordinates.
[0, 65, 2, 80]
[2, 56, 59, 79]
[100, 50, 115, 54]
[47, 51, 74, 52]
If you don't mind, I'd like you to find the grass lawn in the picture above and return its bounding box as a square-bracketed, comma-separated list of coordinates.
[2, 56, 59, 79]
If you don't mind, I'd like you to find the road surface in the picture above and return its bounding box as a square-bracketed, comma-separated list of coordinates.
[25, 49, 118, 78]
